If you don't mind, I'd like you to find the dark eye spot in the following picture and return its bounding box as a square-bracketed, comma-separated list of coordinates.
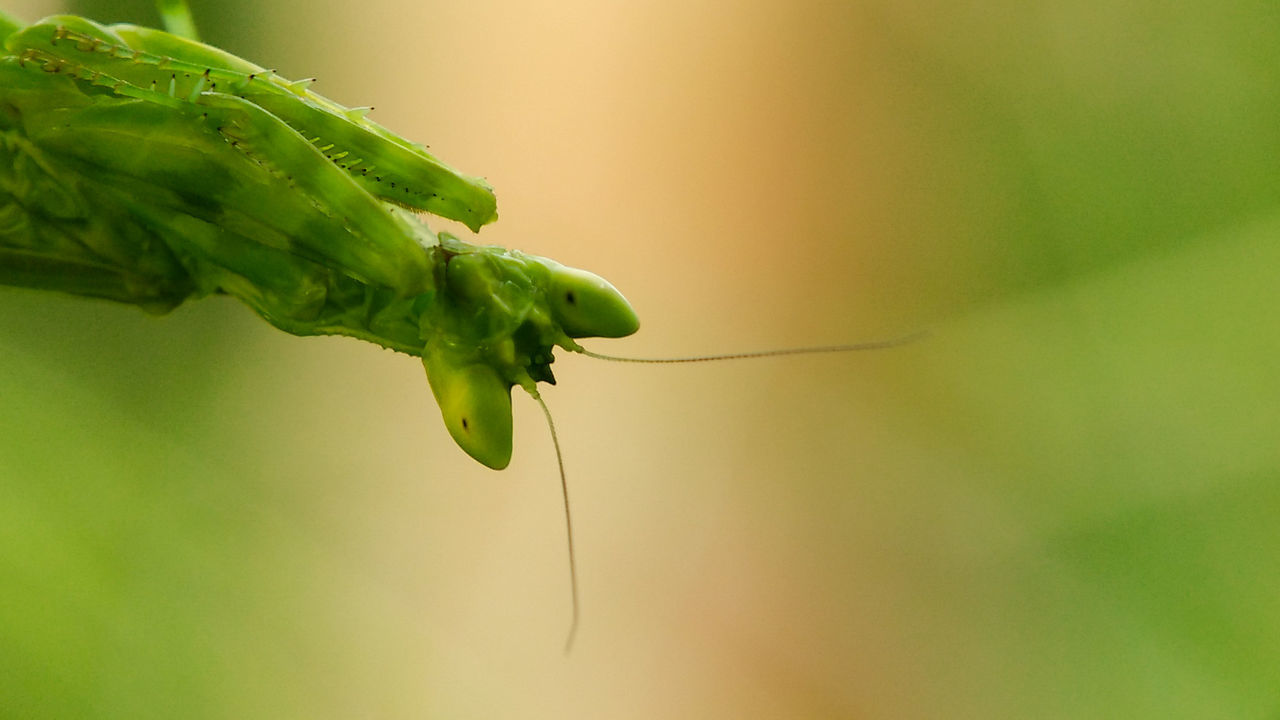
[460, 417, 469, 431]
[565, 290, 576, 305]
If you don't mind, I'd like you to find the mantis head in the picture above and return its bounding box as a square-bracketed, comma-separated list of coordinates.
[421, 241, 638, 469]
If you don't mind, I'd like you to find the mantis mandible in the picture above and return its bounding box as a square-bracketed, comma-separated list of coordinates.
[0, 3, 918, 650]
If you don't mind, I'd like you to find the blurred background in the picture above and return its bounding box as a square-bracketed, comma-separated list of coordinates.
[2, 0, 1278, 717]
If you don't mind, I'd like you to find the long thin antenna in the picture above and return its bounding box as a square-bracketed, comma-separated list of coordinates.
[575, 330, 928, 364]
[534, 327, 921, 652]
[533, 392, 579, 654]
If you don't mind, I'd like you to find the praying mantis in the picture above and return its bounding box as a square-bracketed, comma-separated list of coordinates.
[0, 7, 641, 472]
[0, 3, 918, 649]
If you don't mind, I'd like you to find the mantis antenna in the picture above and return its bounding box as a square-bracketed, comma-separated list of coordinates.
[532, 391, 579, 654]
[574, 330, 929, 364]
[543, 329, 924, 652]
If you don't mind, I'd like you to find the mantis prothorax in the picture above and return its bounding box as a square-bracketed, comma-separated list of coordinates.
[0, 5, 918, 651]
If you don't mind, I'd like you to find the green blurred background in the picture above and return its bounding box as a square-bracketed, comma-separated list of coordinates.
[2, 0, 1279, 717]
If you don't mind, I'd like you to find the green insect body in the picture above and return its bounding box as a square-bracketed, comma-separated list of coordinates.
[0, 12, 639, 470]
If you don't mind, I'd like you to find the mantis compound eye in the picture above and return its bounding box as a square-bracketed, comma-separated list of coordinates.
[423, 349, 514, 470]
[543, 262, 640, 339]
